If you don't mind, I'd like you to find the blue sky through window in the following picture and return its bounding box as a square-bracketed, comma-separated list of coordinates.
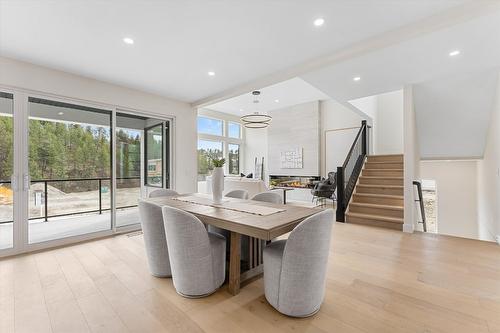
[197, 116, 223, 136]
[228, 122, 240, 138]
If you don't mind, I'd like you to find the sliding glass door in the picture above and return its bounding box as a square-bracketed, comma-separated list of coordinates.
[0, 92, 14, 250]
[0, 91, 173, 255]
[28, 98, 112, 244]
[115, 113, 171, 227]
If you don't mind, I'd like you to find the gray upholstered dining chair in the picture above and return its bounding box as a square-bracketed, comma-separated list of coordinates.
[225, 189, 249, 199]
[162, 206, 226, 298]
[263, 209, 334, 317]
[149, 188, 179, 198]
[138, 200, 172, 277]
[251, 191, 283, 204]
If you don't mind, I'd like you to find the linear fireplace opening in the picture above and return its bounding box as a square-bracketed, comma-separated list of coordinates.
[269, 175, 320, 189]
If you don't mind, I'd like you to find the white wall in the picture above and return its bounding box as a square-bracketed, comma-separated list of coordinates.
[376, 90, 404, 155]
[243, 99, 365, 181]
[320, 99, 364, 177]
[0, 56, 197, 193]
[267, 101, 320, 176]
[403, 85, 419, 233]
[244, 128, 268, 178]
[349, 89, 403, 155]
[477, 72, 500, 242]
[421, 160, 479, 240]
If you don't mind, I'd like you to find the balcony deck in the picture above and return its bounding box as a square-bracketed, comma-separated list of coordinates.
[0, 207, 139, 249]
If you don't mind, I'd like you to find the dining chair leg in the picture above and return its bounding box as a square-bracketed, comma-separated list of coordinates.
[228, 231, 241, 295]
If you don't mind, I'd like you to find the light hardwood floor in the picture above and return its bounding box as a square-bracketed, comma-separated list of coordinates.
[1, 223, 500, 333]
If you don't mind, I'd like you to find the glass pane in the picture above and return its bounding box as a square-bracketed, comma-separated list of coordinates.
[28, 98, 112, 244]
[116, 112, 143, 227]
[145, 123, 163, 187]
[197, 116, 223, 136]
[197, 140, 223, 182]
[228, 122, 241, 139]
[228, 144, 240, 175]
[0, 93, 13, 250]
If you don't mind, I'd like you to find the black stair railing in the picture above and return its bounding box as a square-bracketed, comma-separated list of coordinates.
[336, 120, 368, 222]
[413, 180, 427, 232]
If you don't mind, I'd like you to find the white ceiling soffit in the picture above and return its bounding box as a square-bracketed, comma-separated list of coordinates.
[300, 9, 500, 103]
[206, 77, 328, 116]
[414, 70, 499, 160]
[0, 0, 471, 103]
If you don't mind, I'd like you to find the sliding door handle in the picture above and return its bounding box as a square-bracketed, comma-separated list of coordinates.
[23, 174, 30, 191]
[11, 174, 18, 192]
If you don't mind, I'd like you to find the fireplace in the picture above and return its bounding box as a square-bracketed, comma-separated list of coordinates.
[269, 175, 320, 189]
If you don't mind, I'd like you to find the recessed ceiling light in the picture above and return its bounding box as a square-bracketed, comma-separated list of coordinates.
[274, 99, 280, 103]
[314, 18, 325, 27]
[123, 37, 134, 45]
[353, 76, 361, 82]
[449, 50, 460, 57]
[240, 108, 244, 112]
[58, 112, 64, 115]
[208, 71, 215, 76]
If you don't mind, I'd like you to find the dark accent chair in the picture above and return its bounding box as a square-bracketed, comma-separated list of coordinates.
[311, 172, 337, 204]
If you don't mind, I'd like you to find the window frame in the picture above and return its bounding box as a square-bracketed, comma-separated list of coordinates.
[197, 115, 243, 177]
[144, 122, 164, 188]
[197, 115, 224, 137]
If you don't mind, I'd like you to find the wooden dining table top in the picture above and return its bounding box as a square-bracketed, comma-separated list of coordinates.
[146, 193, 326, 240]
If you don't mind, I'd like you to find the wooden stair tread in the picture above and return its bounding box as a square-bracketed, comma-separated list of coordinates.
[366, 161, 403, 164]
[357, 184, 403, 189]
[354, 193, 404, 199]
[346, 212, 403, 224]
[363, 168, 403, 171]
[367, 154, 403, 157]
[360, 176, 403, 180]
[349, 202, 403, 210]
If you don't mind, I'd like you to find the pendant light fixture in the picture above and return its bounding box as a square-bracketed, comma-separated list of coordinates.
[240, 90, 272, 128]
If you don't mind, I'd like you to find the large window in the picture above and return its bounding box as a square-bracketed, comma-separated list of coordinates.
[228, 122, 241, 139]
[145, 123, 163, 187]
[197, 115, 242, 190]
[197, 140, 223, 181]
[198, 116, 223, 136]
[0, 92, 13, 250]
[228, 143, 240, 175]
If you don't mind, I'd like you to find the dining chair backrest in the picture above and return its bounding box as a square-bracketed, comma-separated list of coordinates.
[149, 189, 179, 198]
[251, 191, 283, 204]
[278, 209, 334, 315]
[138, 200, 171, 277]
[225, 189, 249, 200]
[161, 206, 216, 295]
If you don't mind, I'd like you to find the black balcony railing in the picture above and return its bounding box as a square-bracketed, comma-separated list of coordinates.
[0, 177, 140, 224]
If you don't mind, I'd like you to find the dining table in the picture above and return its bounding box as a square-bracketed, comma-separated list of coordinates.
[146, 193, 325, 295]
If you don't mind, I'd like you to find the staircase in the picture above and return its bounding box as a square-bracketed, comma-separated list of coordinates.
[346, 154, 404, 230]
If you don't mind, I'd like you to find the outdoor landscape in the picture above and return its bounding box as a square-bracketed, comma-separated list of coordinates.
[0, 115, 142, 223]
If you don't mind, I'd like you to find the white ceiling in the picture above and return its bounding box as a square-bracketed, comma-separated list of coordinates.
[300, 9, 500, 103]
[206, 77, 328, 115]
[299, 9, 500, 159]
[414, 71, 498, 159]
[0, 0, 467, 103]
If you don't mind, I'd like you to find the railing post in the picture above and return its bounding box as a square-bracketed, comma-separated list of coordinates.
[361, 120, 367, 156]
[98, 179, 102, 215]
[336, 166, 345, 222]
[44, 181, 48, 222]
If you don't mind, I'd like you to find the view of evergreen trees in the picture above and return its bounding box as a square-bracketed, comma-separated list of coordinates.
[0, 117, 13, 182]
[0, 117, 141, 191]
[197, 147, 222, 181]
[29, 120, 111, 181]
